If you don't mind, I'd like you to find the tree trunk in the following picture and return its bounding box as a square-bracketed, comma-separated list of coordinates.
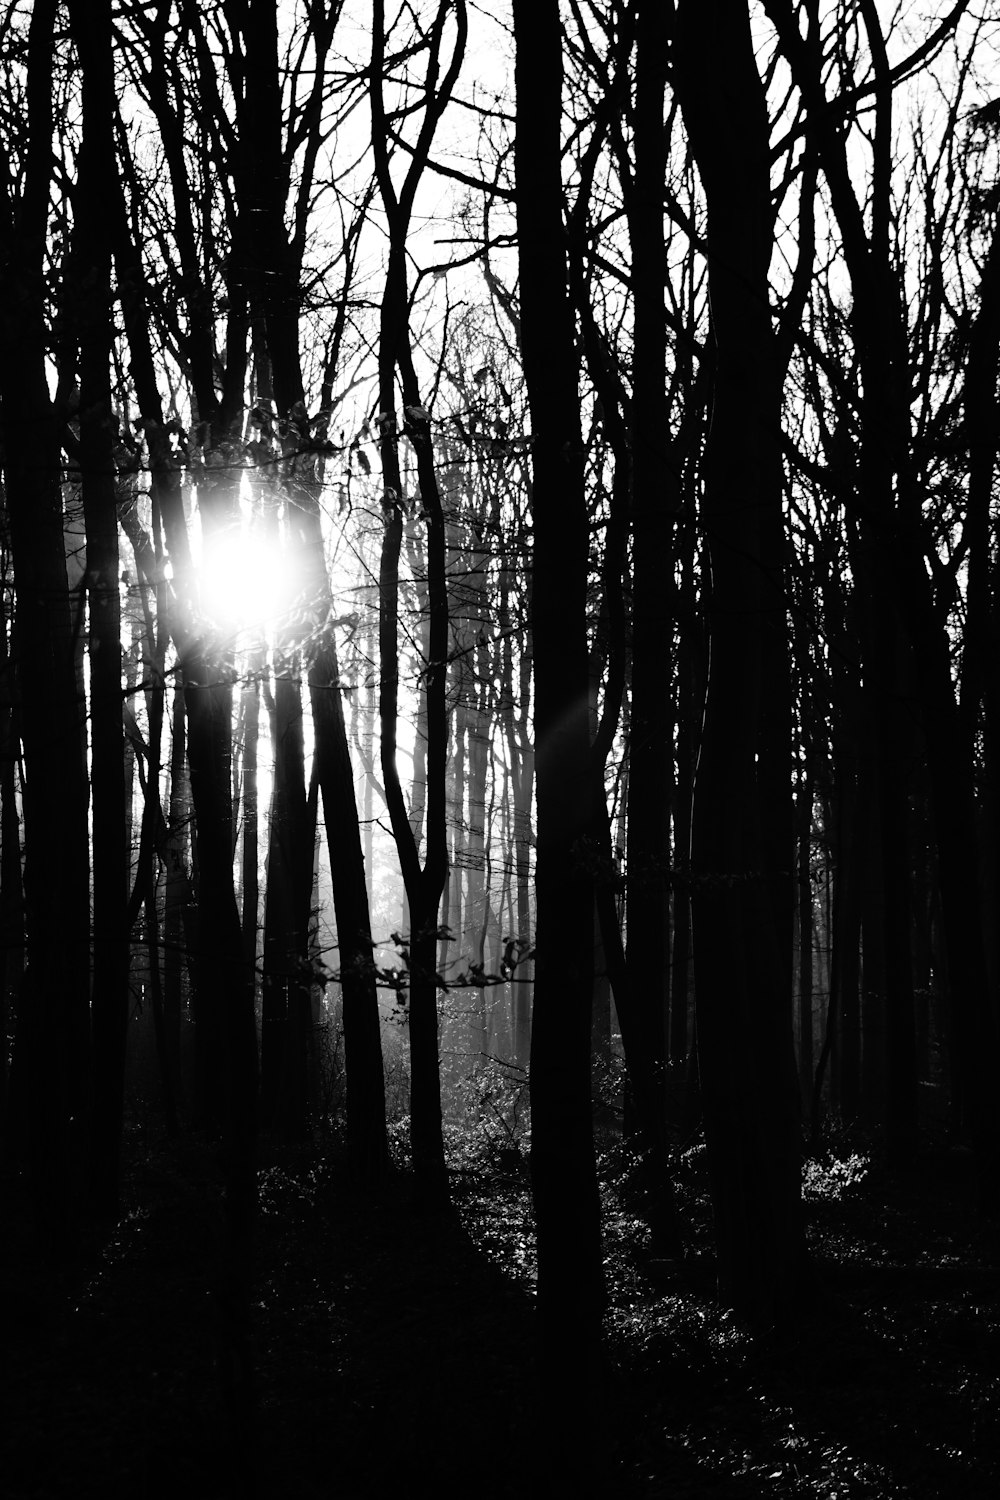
[370, 0, 466, 1205]
[260, 661, 312, 1136]
[513, 0, 606, 1470]
[240, 658, 261, 970]
[797, 772, 815, 1109]
[0, 608, 24, 1145]
[310, 631, 389, 1184]
[674, 0, 805, 1330]
[71, 0, 130, 1217]
[0, 0, 93, 1235]
[625, 0, 675, 1143]
[164, 671, 190, 1117]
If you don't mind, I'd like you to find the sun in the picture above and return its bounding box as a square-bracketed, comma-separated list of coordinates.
[196, 505, 304, 646]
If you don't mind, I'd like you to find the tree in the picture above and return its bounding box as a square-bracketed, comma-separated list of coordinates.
[766, 0, 1000, 1201]
[513, 0, 606, 1469]
[68, 0, 130, 1219]
[673, 0, 805, 1329]
[370, 0, 467, 1205]
[0, 0, 92, 1233]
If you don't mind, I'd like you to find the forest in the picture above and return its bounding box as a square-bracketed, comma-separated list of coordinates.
[1, 0, 999, 1494]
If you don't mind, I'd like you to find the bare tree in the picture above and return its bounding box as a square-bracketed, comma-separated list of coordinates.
[513, 0, 606, 1472]
[0, 0, 92, 1232]
[673, 0, 805, 1329]
[370, 0, 467, 1204]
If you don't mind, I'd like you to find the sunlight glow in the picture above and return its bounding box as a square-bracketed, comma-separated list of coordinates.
[195, 500, 304, 647]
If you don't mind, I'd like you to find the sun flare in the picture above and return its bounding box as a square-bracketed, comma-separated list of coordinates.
[196, 513, 303, 645]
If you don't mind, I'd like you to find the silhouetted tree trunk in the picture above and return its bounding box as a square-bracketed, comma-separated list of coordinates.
[514, 0, 606, 1472]
[625, 0, 675, 1136]
[0, 599, 24, 1144]
[239, 658, 261, 970]
[0, 0, 92, 1233]
[668, 500, 703, 1073]
[961, 184, 1000, 1164]
[670, 536, 697, 1068]
[500, 571, 533, 1069]
[122, 636, 140, 871]
[797, 768, 815, 1107]
[71, 0, 130, 1218]
[163, 673, 190, 1116]
[260, 661, 312, 1136]
[370, 0, 467, 1205]
[674, 0, 805, 1330]
[118, 466, 178, 1137]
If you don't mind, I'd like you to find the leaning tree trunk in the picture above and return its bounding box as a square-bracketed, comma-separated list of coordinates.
[369, 0, 467, 1205]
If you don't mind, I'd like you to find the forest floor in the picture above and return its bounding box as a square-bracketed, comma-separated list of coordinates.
[2, 1110, 999, 1499]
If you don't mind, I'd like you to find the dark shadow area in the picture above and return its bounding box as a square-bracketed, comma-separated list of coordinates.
[2, 1131, 998, 1498]
[0, 1140, 537, 1500]
[609, 1141, 1000, 1497]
